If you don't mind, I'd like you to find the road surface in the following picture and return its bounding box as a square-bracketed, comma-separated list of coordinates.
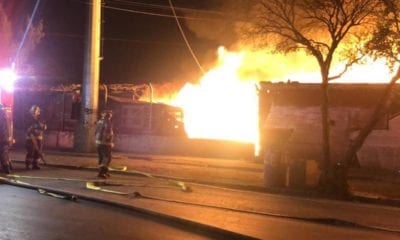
[1, 152, 399, 240]
[1, 184, 233, 240]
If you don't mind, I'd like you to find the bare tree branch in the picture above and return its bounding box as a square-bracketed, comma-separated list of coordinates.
[242, 0, 381, 194]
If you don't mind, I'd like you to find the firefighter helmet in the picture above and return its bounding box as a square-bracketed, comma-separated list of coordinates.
[101, 109, 112, 118]
[30, 105, 41, 115]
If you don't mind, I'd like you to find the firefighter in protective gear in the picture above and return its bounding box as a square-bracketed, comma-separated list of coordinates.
[0, 104, 12, 174]
[95, 109, 114, 179]
[25, 105, 47, 170]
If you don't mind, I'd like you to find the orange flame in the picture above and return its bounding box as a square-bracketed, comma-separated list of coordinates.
[172, 47, 259, 144]
[166, 46, 394, 149]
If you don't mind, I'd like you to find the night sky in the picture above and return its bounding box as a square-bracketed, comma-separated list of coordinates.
[8, 0, 236, 86]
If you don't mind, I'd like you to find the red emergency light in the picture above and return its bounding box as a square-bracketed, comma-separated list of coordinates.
[0, 68, 15, 143]
[0, 69, 16, 92]
[0, 68, 16, 108]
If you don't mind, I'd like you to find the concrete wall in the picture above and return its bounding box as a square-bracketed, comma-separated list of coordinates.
[115, 135, 254, 159]
[14, 104, 400, 169]
[358, 115, 400, 170]
[13, 129, 254, 160]
[263, 104, 400, 171]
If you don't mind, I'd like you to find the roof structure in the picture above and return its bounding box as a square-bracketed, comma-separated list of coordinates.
[260, 82, 400, 112]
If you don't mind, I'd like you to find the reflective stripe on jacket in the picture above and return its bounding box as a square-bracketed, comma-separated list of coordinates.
[26, 116, 46, 140]
[95, 118, 114, 146]
[0, 108, 11, 144]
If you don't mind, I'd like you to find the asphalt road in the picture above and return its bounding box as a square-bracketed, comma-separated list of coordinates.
[0, 184, 225, 240]
[2, 152, 400, 240]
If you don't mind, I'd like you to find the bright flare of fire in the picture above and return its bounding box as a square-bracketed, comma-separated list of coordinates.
[172, 47, 259, 144]
[284, 57, 394, 83]
[169, 47, 394, 149]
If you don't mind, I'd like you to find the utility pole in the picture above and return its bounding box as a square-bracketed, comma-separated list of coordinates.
[74, 0, 102, 152]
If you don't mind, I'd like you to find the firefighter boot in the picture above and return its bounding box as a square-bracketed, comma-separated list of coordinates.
[104, 167, 110, 178]
[97, 166, 109, 179]
[25, 158, 31, 170]
[32, 159, 41, 170]
[4, 164, 10, 174]
[1, 162, 10, 174]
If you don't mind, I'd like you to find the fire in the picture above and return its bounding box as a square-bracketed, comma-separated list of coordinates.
[166, 46, 394, 149]
[172, 47, 259, 144]
[284, 57, 394, 83]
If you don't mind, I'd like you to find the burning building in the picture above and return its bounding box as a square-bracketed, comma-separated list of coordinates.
[259, 82, 400, 174]
[11, 83, 254, 160]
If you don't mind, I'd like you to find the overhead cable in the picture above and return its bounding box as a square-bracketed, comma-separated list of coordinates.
[168, 0, 204, 74]
[76, 0, 233, 21]
[44, 32, 211, 47]
[103, 5, 219, 21]
[107, 0, 227, 16]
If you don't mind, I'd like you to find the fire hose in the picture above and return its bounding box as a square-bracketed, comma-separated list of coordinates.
[10, 160, 191, 192]
[3, 173, 400, 234]
[6, 173, 191, 193]
[5, 161, 400, 234]
[0, 176, 259, 240]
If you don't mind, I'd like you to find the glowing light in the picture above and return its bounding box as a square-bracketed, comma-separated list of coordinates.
[172, 47, 259, 146]
[283, 57, 394, 83]
[160, 46, 395, 156]
[332, 58, 394, 83]
[0, 69, 17, 92]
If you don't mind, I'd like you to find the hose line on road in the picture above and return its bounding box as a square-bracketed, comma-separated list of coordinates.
[85, 181, 400, 234]
[38, 188, 78, 201]
[0, 177, 79, 202]
[11, 159, 260, 192]
[6, 162, 400, 234]
[10, 160, 191, 191]
[2, 174, 399, 235]
[7, 174, 91, 182]
[7, 172, 191, 193]
[0, 176, 260, 240]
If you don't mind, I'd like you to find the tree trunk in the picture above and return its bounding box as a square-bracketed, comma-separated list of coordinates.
[336, 67, 400, 194]
[320, 76, 332, 191]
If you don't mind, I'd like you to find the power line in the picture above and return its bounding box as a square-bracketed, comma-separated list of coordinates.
[168, 0, 204, 74]
[102, 37, 185, 46]
[45, 32, 213, 47]
[75, 0, 227, 21]
[107, 0, 227, 16]
[103, 5, 220, 21]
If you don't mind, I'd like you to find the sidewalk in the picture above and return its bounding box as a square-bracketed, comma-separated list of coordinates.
[348, 168, 400, 204]
[8, 148, 400, 206]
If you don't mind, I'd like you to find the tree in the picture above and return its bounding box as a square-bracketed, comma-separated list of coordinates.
[243, 0, 380, 195]
[339, 0, 400, 188]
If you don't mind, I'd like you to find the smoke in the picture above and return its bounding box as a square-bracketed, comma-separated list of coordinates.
[182, 0, 253, 48]
[149, 81, 186, 104]
[180, 0, 374, 82]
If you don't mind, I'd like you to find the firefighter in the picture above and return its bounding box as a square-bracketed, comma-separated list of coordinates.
[0, 104, 12, 174]
[25, 105, 47, 170]
[95, 109, 114, 179]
